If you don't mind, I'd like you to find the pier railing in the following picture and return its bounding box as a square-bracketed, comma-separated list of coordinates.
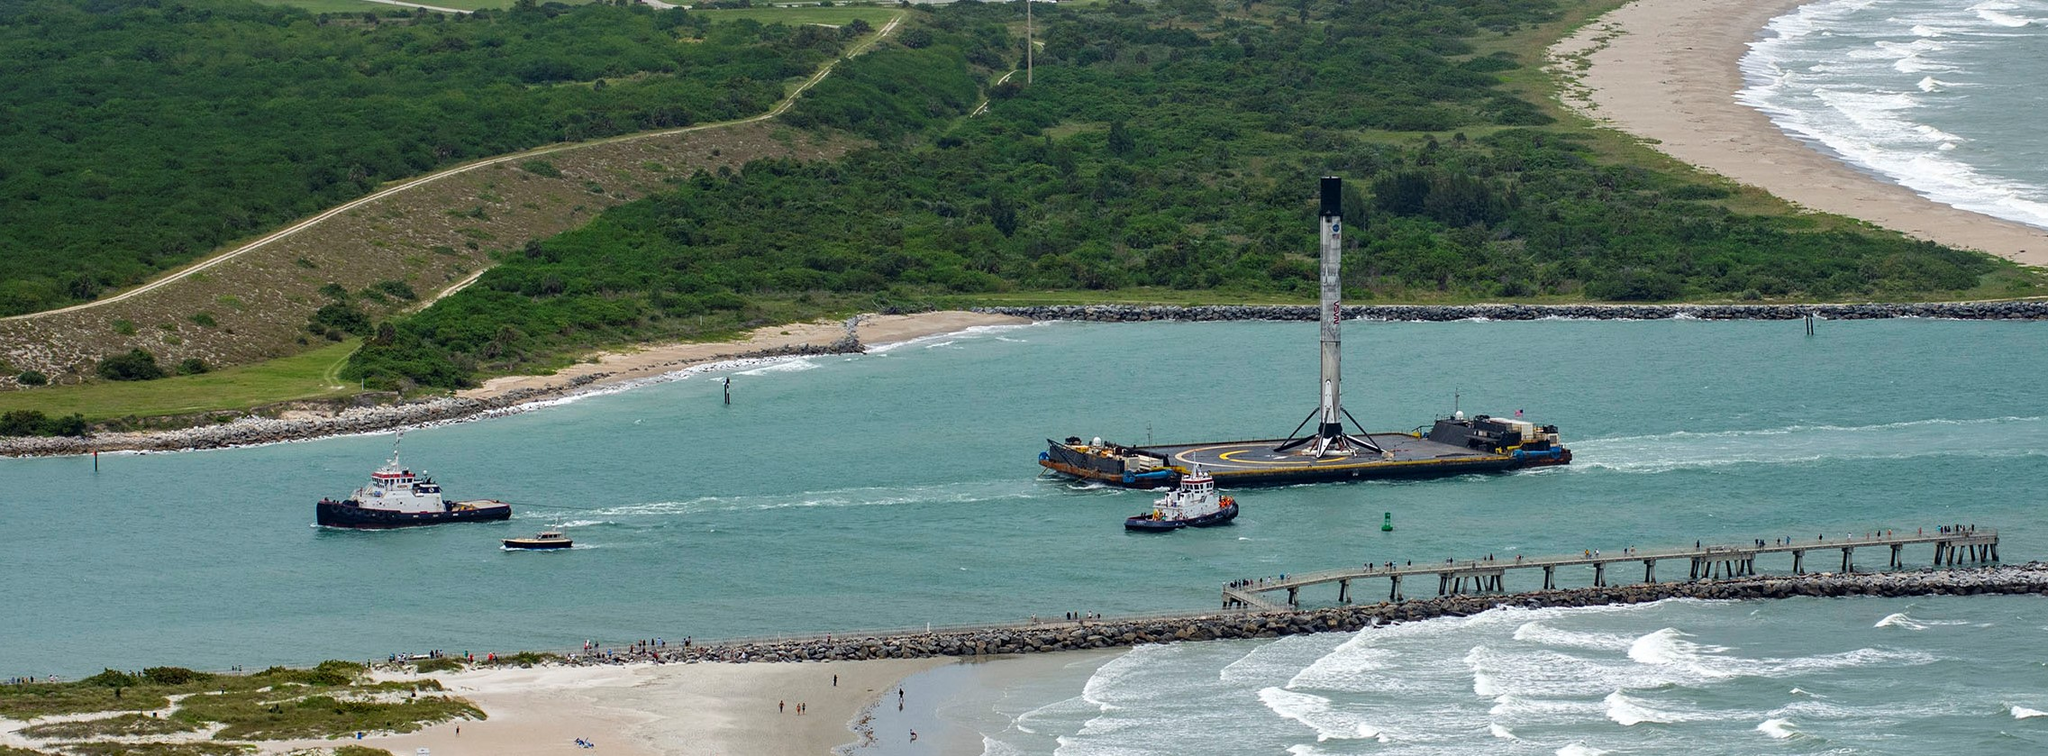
[1224, 526, 1998, 609]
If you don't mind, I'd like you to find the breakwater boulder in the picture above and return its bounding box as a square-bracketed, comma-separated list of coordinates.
[973, 301, 2048, 323]
[554, 564, 2048, 667]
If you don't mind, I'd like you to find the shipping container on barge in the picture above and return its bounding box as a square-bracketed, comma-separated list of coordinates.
[1039, 177, 1571, 489]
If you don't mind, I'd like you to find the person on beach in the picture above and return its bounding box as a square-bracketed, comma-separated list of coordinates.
[833, 674, 838, 687]
[780, 700, 785, 713]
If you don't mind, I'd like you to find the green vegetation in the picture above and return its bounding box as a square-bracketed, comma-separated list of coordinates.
[19, 713, 200, 739]
[695, 6, 899, 28]
[480, 651, 558, 667]
[96, 349, 166, 382]
[0, 339, 360, 424]
[0, 0, 850, 317]
[0, 660, 477, 750]
[63, 745, 250, 756]
[344, 0, 2043, 390]
[411, 657, 466, 674]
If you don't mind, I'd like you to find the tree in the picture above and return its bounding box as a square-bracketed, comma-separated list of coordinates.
[1106, 120, 1135, 157]
[97, 349, 165, 381]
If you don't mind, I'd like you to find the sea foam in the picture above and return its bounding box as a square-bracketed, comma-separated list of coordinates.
[1757, 717, 1801, 739]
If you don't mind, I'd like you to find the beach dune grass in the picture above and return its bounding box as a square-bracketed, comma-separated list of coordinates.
[61, 744, 251, 756]
[1, 661, 479, 744]
[17, 713, 199, 739]
[175, 678, 482, 740]
[0, 679, 167, 719]
[0, 340, 360, 422]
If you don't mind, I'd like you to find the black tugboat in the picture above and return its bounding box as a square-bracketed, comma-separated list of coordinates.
[315, 436, 511, 528]
[1125, 467, 1238, 532]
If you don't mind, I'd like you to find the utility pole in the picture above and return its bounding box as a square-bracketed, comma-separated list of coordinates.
[1026, 0, 1033, 85]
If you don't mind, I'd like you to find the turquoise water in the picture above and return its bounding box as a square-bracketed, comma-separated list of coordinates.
[1741, 0, 2048, 228]
[4, 319, 2046, 694]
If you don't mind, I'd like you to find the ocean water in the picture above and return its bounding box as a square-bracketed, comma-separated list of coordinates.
[4, 318, 2048, 752]
[935, 594, 2048, 756]
[1740, 0, 2048, 228]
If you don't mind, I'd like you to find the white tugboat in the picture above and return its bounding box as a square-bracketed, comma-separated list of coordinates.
[315, 435, 511, 529]
[1124, 466, 1238, 532]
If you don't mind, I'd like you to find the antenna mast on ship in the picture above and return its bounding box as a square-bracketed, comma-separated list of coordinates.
[1274, 177, 1381, 457]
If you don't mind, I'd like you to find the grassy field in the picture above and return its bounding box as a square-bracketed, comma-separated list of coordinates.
[0, 340, 361, 422]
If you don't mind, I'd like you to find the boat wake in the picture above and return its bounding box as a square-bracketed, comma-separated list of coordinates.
[577, 481, 1042, 517]
[1568, 416, 2048, 473]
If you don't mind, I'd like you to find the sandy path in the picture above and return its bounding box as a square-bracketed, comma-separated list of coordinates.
[459, 311, 1030, 401]
[1551, 0, 2048, 268]
[258, 658, 948, 756]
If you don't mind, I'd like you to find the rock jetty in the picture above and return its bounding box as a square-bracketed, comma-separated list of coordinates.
[974, 301, 2048, 323]
[551, 564, 2048, 665]
[0, 340, 859, 458]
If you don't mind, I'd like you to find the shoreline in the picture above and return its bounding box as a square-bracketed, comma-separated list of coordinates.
[974, 300, 2048, 322]
[1550, 0, 2048, 268]
[0, 311, 1029, 458]
[9, 565, 2038, 754]
[247, 657, 953, 756]
[8, 299, 2044, 458]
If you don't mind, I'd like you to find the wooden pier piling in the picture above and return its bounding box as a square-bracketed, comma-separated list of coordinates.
[1221, 527, 1998, 610]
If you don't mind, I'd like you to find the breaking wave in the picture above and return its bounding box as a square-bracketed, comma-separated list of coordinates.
[1257, 687, 1388, 742]
[1741, 0, 2048, 230]
[1758, 717, 1802, 739]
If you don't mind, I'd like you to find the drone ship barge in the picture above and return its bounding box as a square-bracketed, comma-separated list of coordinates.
[1045, 413, 1569, 488]
[1040, 177, 1571, 489]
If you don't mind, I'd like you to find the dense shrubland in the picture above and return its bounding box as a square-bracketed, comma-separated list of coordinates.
[340, 0, 2033, 390]
[0, 0, 848, 316]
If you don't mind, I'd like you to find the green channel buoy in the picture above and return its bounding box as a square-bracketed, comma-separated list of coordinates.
[1381, 512, 1394, 532]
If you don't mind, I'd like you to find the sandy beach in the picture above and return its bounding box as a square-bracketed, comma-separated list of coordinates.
[459, 311, 1030, 401]
[259, 658, 951, 756]
[1552, 0, 2048, 268]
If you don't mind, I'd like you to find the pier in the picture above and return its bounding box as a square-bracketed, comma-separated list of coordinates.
[1223, 527, 1998, 610]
